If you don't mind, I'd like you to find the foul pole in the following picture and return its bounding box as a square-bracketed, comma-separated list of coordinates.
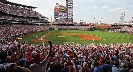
[50, 15, 52, 26]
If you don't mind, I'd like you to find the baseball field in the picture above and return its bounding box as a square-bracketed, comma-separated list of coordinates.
[18, 30, 133, 45]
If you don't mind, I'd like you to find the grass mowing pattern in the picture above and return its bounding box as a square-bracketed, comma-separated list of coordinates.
[19, 30, 133, 45]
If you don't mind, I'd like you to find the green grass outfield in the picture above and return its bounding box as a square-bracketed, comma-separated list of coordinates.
[19, 30, 133, 45]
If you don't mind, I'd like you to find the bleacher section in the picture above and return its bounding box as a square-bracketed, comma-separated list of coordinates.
[0, 0, 49, 24]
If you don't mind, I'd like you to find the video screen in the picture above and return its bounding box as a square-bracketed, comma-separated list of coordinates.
[58, 12, 67, 18]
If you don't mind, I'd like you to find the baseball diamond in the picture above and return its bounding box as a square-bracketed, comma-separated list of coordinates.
[1, 0, 133, 72]
[19, 30, 133, 45]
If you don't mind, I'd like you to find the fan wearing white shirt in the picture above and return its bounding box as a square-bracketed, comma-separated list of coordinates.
[29, 41, 52, 72]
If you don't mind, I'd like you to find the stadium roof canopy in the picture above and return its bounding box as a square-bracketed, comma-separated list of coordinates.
[0, 0, 37, 9]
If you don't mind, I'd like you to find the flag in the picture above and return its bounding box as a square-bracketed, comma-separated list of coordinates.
[50, 16, 52, 26]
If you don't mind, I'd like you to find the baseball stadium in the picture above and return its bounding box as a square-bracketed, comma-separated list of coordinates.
[0, 0, 133, 72]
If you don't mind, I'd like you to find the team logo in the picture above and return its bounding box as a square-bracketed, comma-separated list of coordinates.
[59, 7, 67, 12]
[54, 8, 58, 12]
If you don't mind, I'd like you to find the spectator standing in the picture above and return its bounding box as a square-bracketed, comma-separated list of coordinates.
[29, 41, 52, 72]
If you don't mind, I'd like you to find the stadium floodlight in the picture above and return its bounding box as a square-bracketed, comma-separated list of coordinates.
[118, 11, 126, 24]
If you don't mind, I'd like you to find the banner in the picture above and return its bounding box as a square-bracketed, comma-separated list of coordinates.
[54, 8, 58, 12]
[54, 12, 58, 18]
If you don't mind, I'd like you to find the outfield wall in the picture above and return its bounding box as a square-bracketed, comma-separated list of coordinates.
[49, 27, 94, 31]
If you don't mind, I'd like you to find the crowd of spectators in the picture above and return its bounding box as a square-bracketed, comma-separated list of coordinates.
[0, 24, 132, 72]
[110, 24, 133, 34]
[0, 2, 44, 18]
[0, 24, 49, 41]
[0, 13, 46, 23]
[0, 1, 47, 23]
[51, 25, 94, 29]
[111, 27, 133, 34]
[0, 1, 133, 71]
[0, 39, 133, 72]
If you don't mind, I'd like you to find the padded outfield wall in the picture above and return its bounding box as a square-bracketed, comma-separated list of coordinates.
[49, 27, 94, 31]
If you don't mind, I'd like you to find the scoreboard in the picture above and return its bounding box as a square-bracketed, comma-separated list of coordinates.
[54, 0, 73, 24]
[66, 0, 73, 24]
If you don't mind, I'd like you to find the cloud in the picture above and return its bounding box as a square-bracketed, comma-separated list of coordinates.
[121, 10, 129, 12]
[108, 8, 123, 11]
[101, 6, 108, 9]
[93, 6, 98, 9]
[91, 12, 96, 14]
[107, 7, 129, 14]
[9, 0, 38, 5]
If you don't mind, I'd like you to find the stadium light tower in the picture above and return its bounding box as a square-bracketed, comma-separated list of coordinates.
[119, 11, 126, 24]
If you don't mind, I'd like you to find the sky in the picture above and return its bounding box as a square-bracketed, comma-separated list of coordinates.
[8, 0, 133, 24]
